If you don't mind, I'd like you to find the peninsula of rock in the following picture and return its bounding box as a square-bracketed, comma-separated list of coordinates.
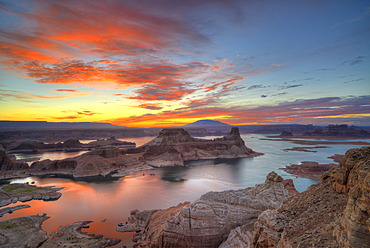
[0, 127, 262, 179]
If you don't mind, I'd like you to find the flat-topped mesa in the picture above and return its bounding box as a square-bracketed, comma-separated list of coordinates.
[145, 128, 196, 146]
[140, 127, 262, 167]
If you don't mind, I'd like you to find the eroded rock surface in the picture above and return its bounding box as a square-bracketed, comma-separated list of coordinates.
[0, 215, 49, 247]
[121, 171, 295, 248]
[253, 146, 370, 248]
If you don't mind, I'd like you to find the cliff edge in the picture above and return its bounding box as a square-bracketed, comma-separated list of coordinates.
[253, 146, 370, 248]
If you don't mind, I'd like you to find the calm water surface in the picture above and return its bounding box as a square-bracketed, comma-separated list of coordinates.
[2, 134, 368, 247]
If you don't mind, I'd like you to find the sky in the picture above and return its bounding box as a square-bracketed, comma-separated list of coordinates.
[0, 0, 369, 127]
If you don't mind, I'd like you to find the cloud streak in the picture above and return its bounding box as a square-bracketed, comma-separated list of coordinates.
[107, 96, 370, 127]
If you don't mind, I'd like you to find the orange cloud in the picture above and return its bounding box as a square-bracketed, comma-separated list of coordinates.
[0, 89, 87, 102]
[55, 89, 78, 92]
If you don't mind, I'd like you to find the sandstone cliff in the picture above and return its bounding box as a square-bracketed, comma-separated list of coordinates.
[119, 171, 296, 248]
[252, 146, 370, 248]
[1, 127, 262, 179]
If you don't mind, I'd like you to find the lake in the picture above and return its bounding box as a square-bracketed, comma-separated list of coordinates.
[1, 134, 367, 247]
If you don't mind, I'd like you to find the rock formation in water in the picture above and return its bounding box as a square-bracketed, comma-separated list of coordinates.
[303, 124, 370, 137]
[253, 146, 370, 248]
[8, 137, 135, 152]
[279, 130, 293, 137]
[281, 161, 337, 180]
[0, 215, 120, 248]
[0, 127, 262, 179]
[118, 171, 296, 247]
[0, 183, 63, 207]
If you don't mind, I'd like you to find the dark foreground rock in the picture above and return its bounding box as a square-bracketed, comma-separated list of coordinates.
[1, 127, 262, 179]
[0, 216, 120, 248]
[119, 171, 296, 248]
[253, 146, 370, 248]
[0, 215, 49, 247]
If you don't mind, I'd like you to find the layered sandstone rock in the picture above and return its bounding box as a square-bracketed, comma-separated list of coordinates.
[1, 127, 262, 179]
[252, 146, 370, 248]
[120, 171, 295, 248]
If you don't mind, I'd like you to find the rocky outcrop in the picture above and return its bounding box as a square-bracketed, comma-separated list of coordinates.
[1, 127, 262, 179]
[0, 216, 120, 248]
[0, 144, 29, 171]
[252, 146, 370, 248]
[331, 147, 370, 247]
[120, 171, 296, 248]
[279, 130, 293, 137]
[86, 136, 135, 148]
[0, 183, 63, 207]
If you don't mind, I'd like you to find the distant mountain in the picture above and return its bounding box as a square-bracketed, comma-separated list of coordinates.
[183, 120, 231, 127]
[0, 121, 124, 130]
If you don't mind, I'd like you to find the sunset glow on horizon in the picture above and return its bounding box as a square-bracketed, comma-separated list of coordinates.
[1, 0, 369, 127]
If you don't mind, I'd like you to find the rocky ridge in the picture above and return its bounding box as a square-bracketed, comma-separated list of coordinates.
[7, 136, 135, 153]
[252, 146, 370, 247]
[0, 127, 262, 179]
[119, 171, 296, 247]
